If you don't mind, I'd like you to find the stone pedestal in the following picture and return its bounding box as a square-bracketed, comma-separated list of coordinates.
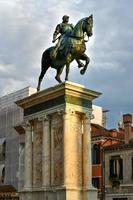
[16, 81, 101, 200]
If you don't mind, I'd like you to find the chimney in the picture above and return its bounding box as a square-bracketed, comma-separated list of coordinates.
[123, 114, 132, 143]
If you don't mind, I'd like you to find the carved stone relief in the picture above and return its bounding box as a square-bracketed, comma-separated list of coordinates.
[51, 114, 63, 185]
[53, 126, 63, 185]
[33, 120, 42, 187]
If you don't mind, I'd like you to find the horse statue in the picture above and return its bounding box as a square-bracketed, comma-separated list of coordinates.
[37, 15, 93, 91]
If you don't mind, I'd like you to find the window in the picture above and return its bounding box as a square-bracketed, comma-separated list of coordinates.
[110, 156, 123, 180]
[92, 144, 100, 164]
[0, 138, 6, 161]
[0, 165, 5, 184]
[92, 177, 99, 189]
[1, 167, 5, 183]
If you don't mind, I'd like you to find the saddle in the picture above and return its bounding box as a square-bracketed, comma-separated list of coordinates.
[59, 35, 85, 56]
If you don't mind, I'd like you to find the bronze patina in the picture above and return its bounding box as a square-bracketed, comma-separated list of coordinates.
[51, 15, 84, 68]
[37, 15, 93, 91]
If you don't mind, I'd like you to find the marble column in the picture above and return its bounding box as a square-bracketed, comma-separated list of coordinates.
[32, 120, 42, 187]
[24, 121, 33, 189]
[42, 115, 50, 187]
[83, 111, 92, 188]
[63, 110, 70, 186]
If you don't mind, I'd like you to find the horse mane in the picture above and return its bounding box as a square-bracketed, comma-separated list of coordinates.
[72, 18, 87, 38]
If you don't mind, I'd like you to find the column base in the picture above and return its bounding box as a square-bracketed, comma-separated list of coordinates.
[20, 191, 33, 200]
[83, 186, 98, 200]
[19, 186, 98, 200]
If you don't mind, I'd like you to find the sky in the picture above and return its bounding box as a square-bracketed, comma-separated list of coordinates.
[0, 0, 133, 128]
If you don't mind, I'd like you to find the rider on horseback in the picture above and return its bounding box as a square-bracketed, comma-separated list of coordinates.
[51, 15, 74, 59]
[37, 15, 93, 91]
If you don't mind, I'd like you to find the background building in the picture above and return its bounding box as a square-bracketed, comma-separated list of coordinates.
[91, 105, 103, 126]
[0, 87, 36, 198]
[91, 123, 124, 200]
[104, 114, 133, 200]
[90, 105, 124, 199]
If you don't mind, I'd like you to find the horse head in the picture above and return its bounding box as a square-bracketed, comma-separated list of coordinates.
[83, 15, 93, 37]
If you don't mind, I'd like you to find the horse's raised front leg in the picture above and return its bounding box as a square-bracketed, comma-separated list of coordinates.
[55, 66, 64, 83]
[79, 54, 90, 75]
[76, 59, 84, 68]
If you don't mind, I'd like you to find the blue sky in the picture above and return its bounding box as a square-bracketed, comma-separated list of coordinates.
[0, 0, 133, 128]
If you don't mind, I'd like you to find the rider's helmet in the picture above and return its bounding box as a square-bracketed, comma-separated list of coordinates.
[62, 15, 69, 22]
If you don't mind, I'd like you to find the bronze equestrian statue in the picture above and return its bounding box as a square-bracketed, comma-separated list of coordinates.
[37, 15, 93, 91]
[51, 15, 85, 68]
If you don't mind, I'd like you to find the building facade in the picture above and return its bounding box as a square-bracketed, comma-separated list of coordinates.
[104, 114, 133, 200]
[0, 87, 36, 199]
[91, 124, 124, 200]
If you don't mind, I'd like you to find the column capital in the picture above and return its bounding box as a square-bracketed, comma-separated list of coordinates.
[64, 107, 76, 116]
[57, 108, 64, 115]
[84, 109, 94, 120]
[38, 114, 50, 122]
[44, 114, 50, 121]
[22, 120, 32, 130]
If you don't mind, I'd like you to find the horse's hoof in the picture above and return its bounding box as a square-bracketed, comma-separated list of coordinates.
[37, 87, 40, 92]
[55, 76, 62, 83]
[78, 63, 84, 68]
[80, 69, 85, 75]
[65, 78, 68, 81]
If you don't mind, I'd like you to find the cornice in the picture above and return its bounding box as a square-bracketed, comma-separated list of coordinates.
[15, 81, 101, 109]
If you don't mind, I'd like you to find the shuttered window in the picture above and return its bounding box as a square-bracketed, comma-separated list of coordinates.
[119, 159, 123, 179]
[110, 156, 123, 180]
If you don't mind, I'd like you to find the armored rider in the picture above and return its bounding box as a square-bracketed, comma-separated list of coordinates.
[51, 15, 74, 58]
